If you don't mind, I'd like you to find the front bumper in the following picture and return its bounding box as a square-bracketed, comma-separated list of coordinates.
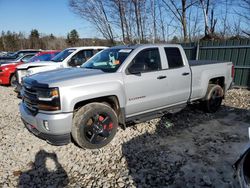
[0, 72, 10, 85]
[19, 102, 73, 145]
[14, 82, 22, 96]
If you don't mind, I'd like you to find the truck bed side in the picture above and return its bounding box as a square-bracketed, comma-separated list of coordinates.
[189, 60, 233, 101]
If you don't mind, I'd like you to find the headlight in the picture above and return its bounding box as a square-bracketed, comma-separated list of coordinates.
[37, 88, 59, 101]
[37, 88, 61, 111]
[26, 69, 33, 76]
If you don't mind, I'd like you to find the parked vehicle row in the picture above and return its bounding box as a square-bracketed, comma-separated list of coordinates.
[15, 46, 107, 93]
[0, 49, 41, 62]
[0, 50, 60, 86]
[18, 44, 234, 149]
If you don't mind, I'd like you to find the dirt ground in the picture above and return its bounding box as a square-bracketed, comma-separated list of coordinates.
[0, 87, 249, 187]
[123, 104, 250, 187]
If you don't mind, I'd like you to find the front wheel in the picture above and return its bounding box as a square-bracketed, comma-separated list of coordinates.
[10, 74, 17, 87]
[202, 84, 224, 113]
[72, 103, 118, 149]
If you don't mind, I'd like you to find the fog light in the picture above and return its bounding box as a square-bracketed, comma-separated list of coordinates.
[43, 120, 50, 131]
[248, 127, 250, 140]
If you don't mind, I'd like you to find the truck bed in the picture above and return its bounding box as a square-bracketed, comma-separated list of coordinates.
[189, 60, 226, 66]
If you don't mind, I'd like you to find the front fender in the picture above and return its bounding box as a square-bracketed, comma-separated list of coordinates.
[60, 80, 126, 112]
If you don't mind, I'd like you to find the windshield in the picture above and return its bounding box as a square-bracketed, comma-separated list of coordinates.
[51, 49, 75, 62]
[82, 48, 133, 72]
[28, 52, 59, 63]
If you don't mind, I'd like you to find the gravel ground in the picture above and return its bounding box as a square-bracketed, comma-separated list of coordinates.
[0, 86, 249, 188]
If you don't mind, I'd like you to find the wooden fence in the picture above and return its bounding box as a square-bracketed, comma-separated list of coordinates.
[182, 40, 250, 87]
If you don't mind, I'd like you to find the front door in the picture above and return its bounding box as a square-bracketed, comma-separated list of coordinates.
[123, 48, 168, 116]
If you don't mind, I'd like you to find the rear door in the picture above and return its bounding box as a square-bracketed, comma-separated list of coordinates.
[162, 47, 191, 105]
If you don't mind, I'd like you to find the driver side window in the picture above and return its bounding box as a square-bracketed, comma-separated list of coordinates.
[128, 48, 161, 73]
[68, 50, 93, 67]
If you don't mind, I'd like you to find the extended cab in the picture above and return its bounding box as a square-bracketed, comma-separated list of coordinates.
[19, 44, 234, 149]
[16, 46, 107, 92]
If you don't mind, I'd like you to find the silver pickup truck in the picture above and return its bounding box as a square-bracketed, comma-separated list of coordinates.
[19, 44, 234, 149]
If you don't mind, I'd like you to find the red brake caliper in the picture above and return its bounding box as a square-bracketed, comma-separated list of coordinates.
[99, 116, 113, 130]
[108, 123, 113, 130]
[98, 116, 106, 129]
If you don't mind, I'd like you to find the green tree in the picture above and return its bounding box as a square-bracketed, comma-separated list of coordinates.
[29, 29, 40, 49]
[4, 31, 18, 51]
[29, 29, 39, 39]
[49, 33, 55, 39]
[171, 36, 179, 43]
[66, 29, 80, 46]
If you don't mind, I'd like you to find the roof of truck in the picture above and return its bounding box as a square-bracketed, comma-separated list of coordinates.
[109, 43, 181, 50]
[35, 50, 61, 55]
[66, 46, 108, 50]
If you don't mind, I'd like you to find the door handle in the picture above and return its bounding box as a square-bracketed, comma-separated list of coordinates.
[182, 72, 190, 76]
[157, 75, 167, 79]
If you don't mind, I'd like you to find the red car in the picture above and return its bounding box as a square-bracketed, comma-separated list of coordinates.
[0, 50, 60, 86]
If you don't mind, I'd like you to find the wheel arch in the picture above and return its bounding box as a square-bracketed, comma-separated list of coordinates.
[208, 76, 225, 90]
[73, 95, 126, 129]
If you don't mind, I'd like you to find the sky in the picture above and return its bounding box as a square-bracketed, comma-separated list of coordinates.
[0, 0, 98, 38]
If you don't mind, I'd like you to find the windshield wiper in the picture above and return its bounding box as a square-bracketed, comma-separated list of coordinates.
[83, 66, 95, 69]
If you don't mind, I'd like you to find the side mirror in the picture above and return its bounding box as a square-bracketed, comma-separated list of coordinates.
[68, 59, 77, 67]
[22, 59, 29, 63]
[128, 67, 141, 75]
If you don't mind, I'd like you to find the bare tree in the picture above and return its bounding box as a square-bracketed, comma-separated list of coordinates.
[131, 0, 147, 42]
[198, 0, 218, 37]
[161, 0, 197, 42]
[110, 0, 133, 43]
[235, 0, 250, 36]
[69, 0, 115, 44]
[188, 7, 202, 41]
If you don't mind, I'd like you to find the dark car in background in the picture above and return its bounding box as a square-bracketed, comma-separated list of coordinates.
[0, 53, 35, 66]
[0, 49, 41, 62]
[234, 143, 250, 188]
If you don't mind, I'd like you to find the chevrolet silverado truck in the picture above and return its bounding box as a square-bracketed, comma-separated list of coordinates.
[19, 44, 234, 149]
[15, 46, 107, 93]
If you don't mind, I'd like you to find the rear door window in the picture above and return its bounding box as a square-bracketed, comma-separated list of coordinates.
[164, 48, 184, 69]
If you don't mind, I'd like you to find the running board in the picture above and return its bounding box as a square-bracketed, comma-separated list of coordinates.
[126, 104, 186, 124]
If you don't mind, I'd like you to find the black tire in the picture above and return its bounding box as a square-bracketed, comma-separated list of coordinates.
[202, 84, 224, 113]
[10, 74, 17, 87]
[72, 103, 118, 149]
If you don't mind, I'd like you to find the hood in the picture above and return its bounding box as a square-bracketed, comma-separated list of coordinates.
[17, 61, 56, 69]
[28, 68, 105, 85]
[0, 61, 20, 66]
[0, 62, 22, 67]
[0, 56, 16, 61]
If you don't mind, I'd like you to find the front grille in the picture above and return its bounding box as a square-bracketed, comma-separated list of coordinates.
[17, 70, 27, 83]
[15, 71, 19, 83]
[22, 84, 38, 115]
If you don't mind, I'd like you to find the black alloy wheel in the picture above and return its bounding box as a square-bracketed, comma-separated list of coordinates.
[203, 84, 223, 113]
[72, 103, 118, 149]
[84, 113, 114, 144]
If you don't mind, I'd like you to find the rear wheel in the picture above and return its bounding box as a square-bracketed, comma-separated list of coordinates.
[10, 74, 17, 87]
[72, 103, 118, 149]
[202, 84, 224, 113]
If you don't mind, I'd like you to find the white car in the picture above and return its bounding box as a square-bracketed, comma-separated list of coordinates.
[15, 46, 107, 92]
